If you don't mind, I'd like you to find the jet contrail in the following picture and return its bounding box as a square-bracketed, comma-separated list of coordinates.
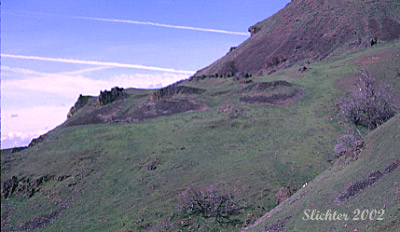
[73, 16, 249, 36]
[1, 54, 195, 74]
[3, 11, 249, 36]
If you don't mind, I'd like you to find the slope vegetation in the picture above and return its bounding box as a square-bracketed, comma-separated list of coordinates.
[244, 114, 400, 232]
[2, 42, 399, 231]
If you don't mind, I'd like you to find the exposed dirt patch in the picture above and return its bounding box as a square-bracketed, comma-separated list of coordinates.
[116, 99, 206, 122]
[260, 216, 292, 232]
[150, 86, 205, 101]
[338, 159, 400, 202]
[351, 48, 396, 66]
[18, 208, 65, 231]
[63, 102, 120, 127]
[209, 90, 230, 96]
[1, 208, 14, 232]
[240, 81, 293, 93]
[240, 91, 301, 105]
[382, 17, 400, 40]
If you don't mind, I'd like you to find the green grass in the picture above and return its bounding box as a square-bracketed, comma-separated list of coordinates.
[245, 114, 400, 232]
[1, 42, 399, 231]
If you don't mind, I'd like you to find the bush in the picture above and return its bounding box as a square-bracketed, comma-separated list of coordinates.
[333, 134, 362, 158]
[339, 70, 398, 129]
[178, 185, 240, 222]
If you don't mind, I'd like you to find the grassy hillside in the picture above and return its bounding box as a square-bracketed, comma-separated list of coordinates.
[244, 113, 400, 232]
[1, 42, 399, 231]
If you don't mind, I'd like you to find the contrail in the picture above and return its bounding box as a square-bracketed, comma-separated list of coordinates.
[1, 54, 195, 74]
[73, 16, 249, 36]
[3, 11, 249, 36]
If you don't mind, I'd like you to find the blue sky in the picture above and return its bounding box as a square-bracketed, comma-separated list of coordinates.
[1, 0, 290, 149]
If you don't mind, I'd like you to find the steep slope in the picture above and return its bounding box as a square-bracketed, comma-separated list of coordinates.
[2, 42, 399, 231]
[194, 0, 400, 77]
[244, 114, 400, 232]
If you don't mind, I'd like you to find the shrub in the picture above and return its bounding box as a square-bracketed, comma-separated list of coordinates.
[339, 70, 398, 129]
[333, 134, 361, 158]
[178, 185, 240, 223]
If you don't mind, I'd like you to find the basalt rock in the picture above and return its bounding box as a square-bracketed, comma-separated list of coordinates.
[11, 146, 28, 153]
[1, 175, 52, 199]
[67, 94, 91, 118]
[97, 87, 126, 106]
[29, 134, 48, 148]
[248, 25, 260, 37]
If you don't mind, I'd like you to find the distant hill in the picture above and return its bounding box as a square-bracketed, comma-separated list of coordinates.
[194, 0, 400, 77]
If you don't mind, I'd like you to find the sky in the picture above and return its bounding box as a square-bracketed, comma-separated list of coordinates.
[1, 0, 290, 149]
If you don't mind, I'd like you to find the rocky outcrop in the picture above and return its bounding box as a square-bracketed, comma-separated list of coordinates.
[29, 134, 48, 147]
[1, 175, 52, 199]
[150, 86, 205, 102]
[348, 37, 378, 49]
[67, 94, 91, 118]
[248, 25, 260, 37]
[11, 146, 28, 153]
[97, 87, 126, 106]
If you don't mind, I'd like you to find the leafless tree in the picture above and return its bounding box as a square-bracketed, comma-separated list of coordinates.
[340, 70, 398, 129]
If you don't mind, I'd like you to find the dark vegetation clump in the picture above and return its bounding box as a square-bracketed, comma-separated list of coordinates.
[178, 185, 241, 223]
[239, 92, 298, 105]
[97, 87, 126, 106]
[339, 70, 398, 129]
[262, 216, 292, 232]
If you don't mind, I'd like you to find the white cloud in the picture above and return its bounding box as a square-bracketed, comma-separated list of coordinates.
[2, 66, 188, 96]
[1, 54, 195, 74]
[1, 105, 69, 149]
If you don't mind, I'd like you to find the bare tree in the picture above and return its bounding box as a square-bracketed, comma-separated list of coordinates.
[340, 70, 398, 129]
